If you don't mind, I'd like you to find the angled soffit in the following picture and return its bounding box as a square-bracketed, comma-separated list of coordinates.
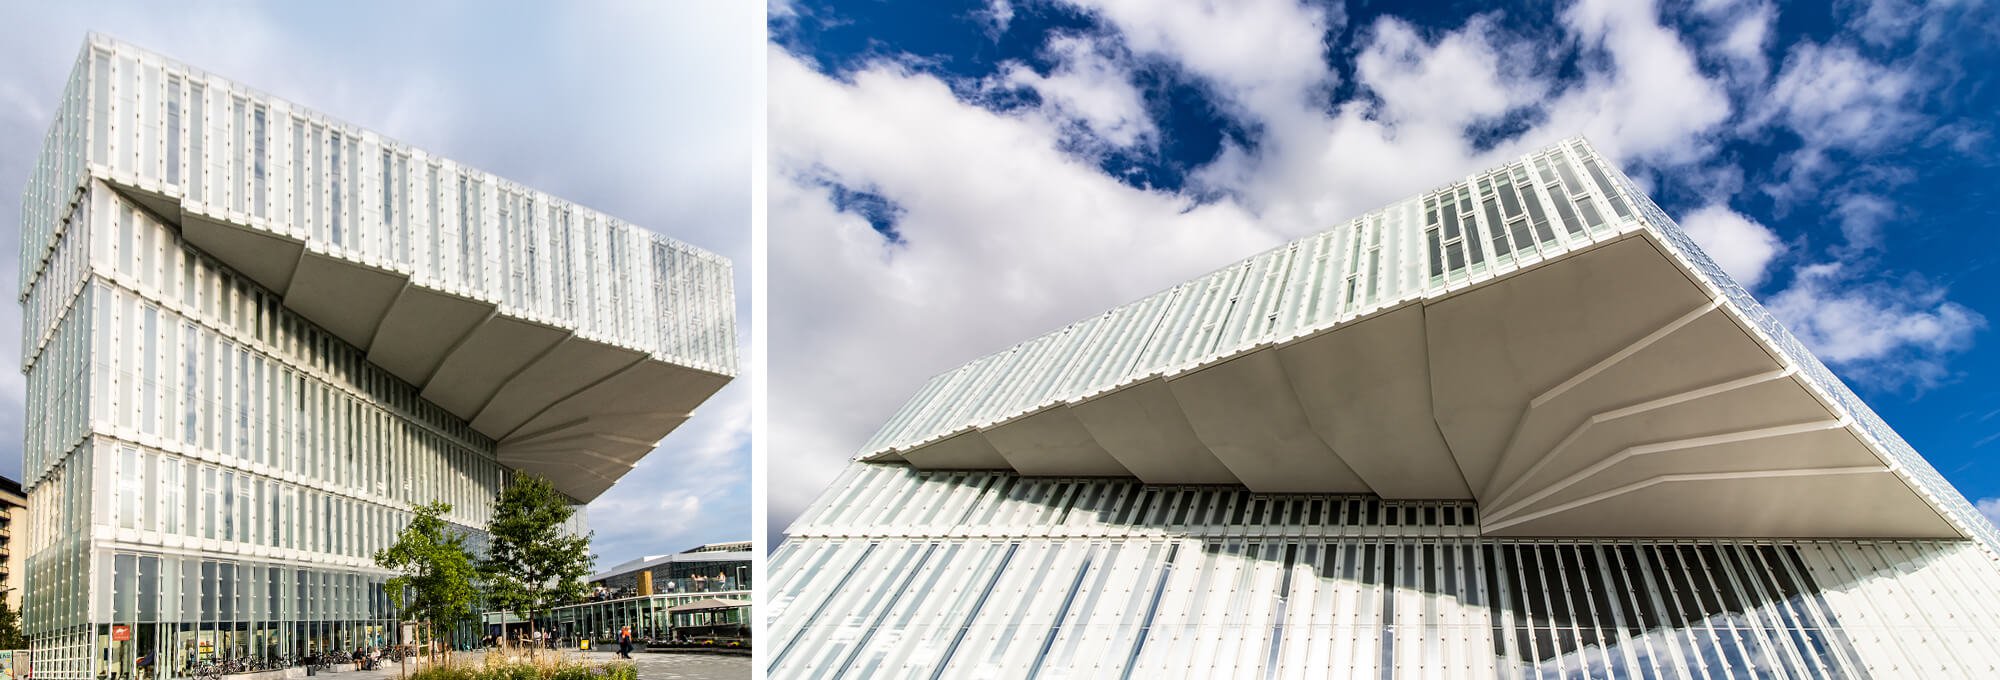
[850, 136, 2000, 544]
[115, 181, 730, 503]
[860, 230, 1964, 542]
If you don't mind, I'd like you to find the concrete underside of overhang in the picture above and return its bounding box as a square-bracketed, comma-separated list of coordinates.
[112, 182, 730, 503]
[868, 232, 1959, 540]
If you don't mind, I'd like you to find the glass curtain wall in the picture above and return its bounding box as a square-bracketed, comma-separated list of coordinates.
[22, 182, 501, 680]
[549, 593, 753, 644]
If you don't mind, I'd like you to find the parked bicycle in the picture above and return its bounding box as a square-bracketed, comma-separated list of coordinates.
[188, 654, 289, 679]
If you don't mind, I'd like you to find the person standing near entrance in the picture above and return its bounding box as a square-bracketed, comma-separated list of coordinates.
[617, 626, 633, 659]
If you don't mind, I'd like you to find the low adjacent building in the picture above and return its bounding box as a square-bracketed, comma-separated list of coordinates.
[0, 476, 24, 616]
[545, 541, 752, 644]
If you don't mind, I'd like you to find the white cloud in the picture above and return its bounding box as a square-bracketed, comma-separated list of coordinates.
[767, 0, 1987, 541]
[767, 47, 1276, 535]
[1843, 0, 1962, 47]
[1978, 497, 2000, 527]
[1355, 15, 1543, 131]
[1695, 1, 1777, 87]
[768, 1, 1745, 540]
[982, 0, 1016, 35]
[996, 34, 1155, 149]
[1069, 0, 1341, 123]
[1765, 43, 1919, 153]
[1539, 0, 1733, 166]
[1678, 204, 1786, 287]
[1070, 0, 1729, 230]
[1833, 193, 1896, 251]
[1767, 262, 1985, 388]
[1758, 42, 1923, 201]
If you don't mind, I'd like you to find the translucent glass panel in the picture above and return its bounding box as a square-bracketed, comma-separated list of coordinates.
[81, 188, 503, 530]
[19, 184, 504, 676]
[23, 445, 93, 636]
[592, 557, 754, 595]
[98, 439, 438, 563]
[548, 592, 752, 642]
[94, 549, 394, 667]
[861, 139, 1644, 457]
[772, 467, 2000, 678]
[18, 47, 90, 299]
[26, 35, 735, 376]
[789, 464, 1478, 541]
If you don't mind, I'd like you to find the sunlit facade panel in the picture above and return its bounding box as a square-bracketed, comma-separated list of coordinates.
[773, 467, 2000, 678]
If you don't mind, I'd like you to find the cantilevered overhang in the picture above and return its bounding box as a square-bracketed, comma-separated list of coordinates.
[863, 230, 1960, 540]
[111, 180, 730, 503]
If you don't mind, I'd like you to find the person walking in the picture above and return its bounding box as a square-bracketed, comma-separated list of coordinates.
[617, 626, 634, 659]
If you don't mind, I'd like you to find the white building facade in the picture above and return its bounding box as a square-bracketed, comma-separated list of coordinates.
[770, 138, 2000, 677]
[18, 36, 735, 678]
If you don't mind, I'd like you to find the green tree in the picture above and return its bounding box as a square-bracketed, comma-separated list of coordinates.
[0, 597, 22, 649]
[374, 502, 478, 664]
[481, 474, 594, 655]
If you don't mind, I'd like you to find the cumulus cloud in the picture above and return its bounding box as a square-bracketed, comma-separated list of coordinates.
[1766, 43, 1920, 151]
[769, 0, 1742, 538]
[1767, 263, 1985, 389]
[1073, 0, 1342, 123]
[768, 0, 1987, 541]
[1356, 15, 1544, 131]
[982, 0, 1016, 36]
[1693, 0, 1777, 87]
[996, 33, 1156, 149]
[1842, 0, 1962, 48]
[1833, 193, 1897, 251]
[1541, 0, 1733, 166]
[1759, 42, 1922, 199]
[1678, 204, 1786, 287]
[768, 47, 1277, 535]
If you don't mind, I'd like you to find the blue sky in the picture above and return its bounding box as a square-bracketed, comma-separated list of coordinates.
[767, 0, 2000, 540]
[0, 1, 757, 570]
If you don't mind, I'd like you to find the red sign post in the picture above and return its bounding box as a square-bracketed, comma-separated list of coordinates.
[111, 625, 130, 642]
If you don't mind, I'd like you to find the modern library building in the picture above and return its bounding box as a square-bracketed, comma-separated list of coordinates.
[17, 36, 735, 678]
[770, 139, 2000, 677]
